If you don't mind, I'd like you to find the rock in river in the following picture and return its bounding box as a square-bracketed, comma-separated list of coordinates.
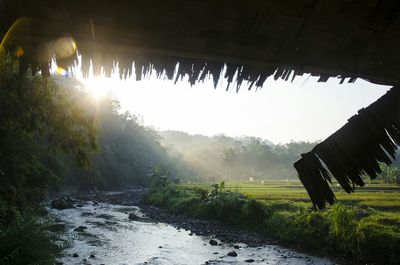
[51, 197, 74, 210]
[128, 212, 139, 220]
[209, 239, 218, 246]
[227, 251, 238, 257]
[74, 226, 88, 232]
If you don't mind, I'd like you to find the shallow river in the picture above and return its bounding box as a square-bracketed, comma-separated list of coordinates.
[50, 202, 336, 265]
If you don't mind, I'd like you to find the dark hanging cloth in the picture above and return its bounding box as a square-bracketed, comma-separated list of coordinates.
[294, 86, 400, 209]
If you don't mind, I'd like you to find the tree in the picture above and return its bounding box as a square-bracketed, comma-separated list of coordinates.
[0, 54, 97, 217]
[377, 163, 400, 184]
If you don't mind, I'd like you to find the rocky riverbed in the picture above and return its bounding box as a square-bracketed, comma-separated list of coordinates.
[49, 190, 337, 265]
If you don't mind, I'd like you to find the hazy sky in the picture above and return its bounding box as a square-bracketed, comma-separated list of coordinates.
[78, 67, 390, 144]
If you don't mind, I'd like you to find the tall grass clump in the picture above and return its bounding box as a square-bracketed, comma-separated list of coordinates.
[328, 203, 364, 255]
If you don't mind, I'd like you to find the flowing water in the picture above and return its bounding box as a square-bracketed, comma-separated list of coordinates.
[50, 202, 336, 265]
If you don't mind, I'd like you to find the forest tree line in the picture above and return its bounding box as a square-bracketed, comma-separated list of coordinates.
[159, 130, 318, 182]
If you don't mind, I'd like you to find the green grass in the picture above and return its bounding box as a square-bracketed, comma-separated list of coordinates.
[149, 181, 400, 264]
[179, 181, 400, 212]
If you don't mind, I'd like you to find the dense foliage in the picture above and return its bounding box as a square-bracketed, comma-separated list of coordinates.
[0, 55, 97, 220]
[376, 163, 400, 184]
[0, 55, 96, 264]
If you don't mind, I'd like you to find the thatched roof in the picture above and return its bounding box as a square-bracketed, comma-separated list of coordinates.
[295, 86, 400, 208]
[2, 0, 400, 88]
[2, 0, 400, 206]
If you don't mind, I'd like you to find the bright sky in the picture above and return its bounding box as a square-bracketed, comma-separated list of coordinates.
[65, 60, 391, 144]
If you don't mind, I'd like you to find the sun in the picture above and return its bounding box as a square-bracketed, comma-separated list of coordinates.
[80, 76, 114, 99]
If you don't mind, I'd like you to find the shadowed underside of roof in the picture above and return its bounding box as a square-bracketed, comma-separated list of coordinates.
[2, 0, 400, 89]
[2, 0, 400, 207]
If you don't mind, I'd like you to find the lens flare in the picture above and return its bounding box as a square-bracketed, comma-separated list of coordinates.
[16, 46, 24, 57]
[0, 17, 31, 54]
[55, 66, 67, 76]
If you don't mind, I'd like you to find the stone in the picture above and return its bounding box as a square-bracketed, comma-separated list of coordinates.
[51, 198, 69, 210]
[227, 251, 237, 257]
[65, 197, 74, 208]
[128, 212, 139, 220]
[51, 197, 75, 210]
[209, 239, 218, 246]
[74, 226, 88, 232]
[72, 253, 79, 258]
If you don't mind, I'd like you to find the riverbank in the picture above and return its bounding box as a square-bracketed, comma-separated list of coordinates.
[48, 190, 336, 265]
[58, 190, 272, 247]
[145, 184, 400, 265]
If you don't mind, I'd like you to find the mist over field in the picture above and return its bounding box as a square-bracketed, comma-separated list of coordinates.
[159, 130, 317, 182]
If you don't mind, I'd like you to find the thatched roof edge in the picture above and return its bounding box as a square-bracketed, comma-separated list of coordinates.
[294, 86, 399, 209]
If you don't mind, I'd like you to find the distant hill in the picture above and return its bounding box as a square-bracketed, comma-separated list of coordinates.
[159, 130, 318, 181]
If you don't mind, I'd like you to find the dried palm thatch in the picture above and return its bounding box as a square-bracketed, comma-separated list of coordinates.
[294, 86, 400, 209]
[3, 0, 400, 88]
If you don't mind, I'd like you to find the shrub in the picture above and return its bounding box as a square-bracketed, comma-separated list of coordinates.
[206, 192, 245, 224]
[242, 199, 270, 225]
[0, 213, 67, 265]
[359, 220, 400, 264]
[192, 187, 208, 201]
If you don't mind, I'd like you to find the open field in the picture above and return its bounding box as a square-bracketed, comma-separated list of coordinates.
[179, 181, 400, 213]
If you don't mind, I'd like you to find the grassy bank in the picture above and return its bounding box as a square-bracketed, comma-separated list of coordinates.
[147, 181, 400, 264]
